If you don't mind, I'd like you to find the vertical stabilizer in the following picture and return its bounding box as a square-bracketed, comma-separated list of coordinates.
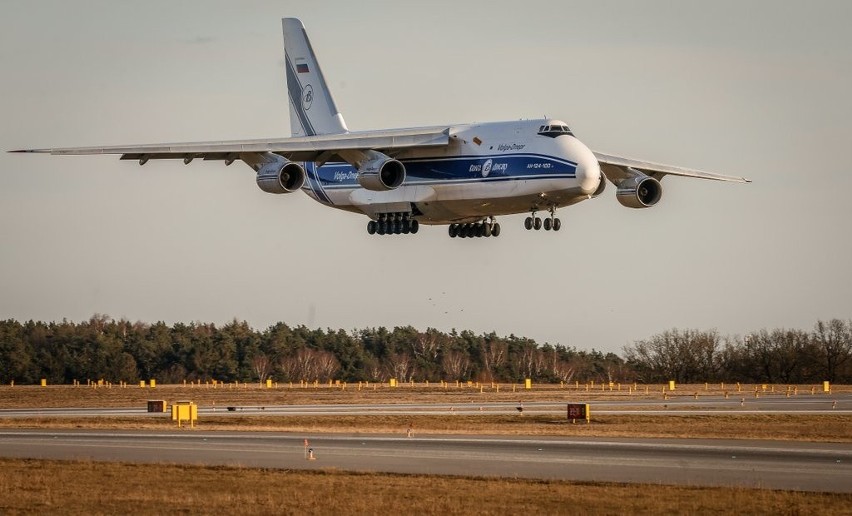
[282, 18, 348, 137]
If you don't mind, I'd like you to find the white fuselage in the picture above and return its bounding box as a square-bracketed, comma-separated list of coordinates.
[299, 118, 602, 224]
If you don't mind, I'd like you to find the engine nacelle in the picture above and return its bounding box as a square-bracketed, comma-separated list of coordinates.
[256, 159, 306, 194]
[616, 174, 662, 208]
[357, 155, 406, 191]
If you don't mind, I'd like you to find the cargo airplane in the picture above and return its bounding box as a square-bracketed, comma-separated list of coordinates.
[12, 18, 749, 239]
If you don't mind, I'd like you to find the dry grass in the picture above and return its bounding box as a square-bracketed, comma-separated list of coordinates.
[2, 414, 850, 442]
[0, 458, 848, 516]
[1, 383, 845, 409]
[1, 384, 850, 441]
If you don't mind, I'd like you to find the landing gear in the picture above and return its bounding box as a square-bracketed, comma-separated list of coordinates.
[367, 212, 418, 236]
[448, 218, 501, 239]
[525, 209, 560, 232]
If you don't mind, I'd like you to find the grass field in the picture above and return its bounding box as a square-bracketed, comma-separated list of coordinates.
[1, 384, 849, 514]
[1, 458, 849, 516]
[1, 384, 849, 441]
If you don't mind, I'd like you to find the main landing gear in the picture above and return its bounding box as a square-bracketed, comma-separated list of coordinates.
[366, 212, 419, 236]
[448, 218, 501, 238]
[524, 208, 561, 232]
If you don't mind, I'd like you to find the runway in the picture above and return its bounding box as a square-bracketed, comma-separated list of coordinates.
[0, 430, 850, 493]
[1, 393, 850, 418]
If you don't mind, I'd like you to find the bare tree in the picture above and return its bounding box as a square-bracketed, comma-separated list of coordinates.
[252, 354, 272, 383]
[551, 360, 575, 383]
[386, 353, 415, 382]
[481, 340, 507, 381]
[411, 330, 441, 361]
[315, 350, 340, 381]
[442, 350, 470, 380]
[813, 319, 852, 382]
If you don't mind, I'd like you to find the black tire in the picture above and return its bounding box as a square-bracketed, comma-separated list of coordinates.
[524, 217, 533, 230]
[448, 224, 457, 238]
[553, 218, 561, 231]
[492, 223, 501, 237]
[411, 220, 419, 234]
[377, 222, 386, 235]
[533, 217, 542, 230]
[402, 220, 411, 233]
[483, 224, 492, 237]
[544, 218, 552, 231]
[367, 221, 377, 235]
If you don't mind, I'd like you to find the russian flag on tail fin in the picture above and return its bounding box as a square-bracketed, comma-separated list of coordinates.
[282, 18, 348, 137]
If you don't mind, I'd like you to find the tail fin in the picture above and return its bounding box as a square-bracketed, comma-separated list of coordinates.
[282, 18, 348, 137]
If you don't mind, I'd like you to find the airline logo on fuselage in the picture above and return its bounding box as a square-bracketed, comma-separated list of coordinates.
[497, 143, 525, 152]
[333, 170, 357, 181]
[470, 158, 508, 177]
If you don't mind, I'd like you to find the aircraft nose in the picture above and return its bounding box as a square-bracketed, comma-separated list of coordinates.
[575, 147, 602, 195]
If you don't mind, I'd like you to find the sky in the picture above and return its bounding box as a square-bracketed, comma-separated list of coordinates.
[1, 0, 850, 354]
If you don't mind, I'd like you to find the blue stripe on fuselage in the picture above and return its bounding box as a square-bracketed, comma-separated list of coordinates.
[308, 153, 577, 190]
[304, 162, 333, 204]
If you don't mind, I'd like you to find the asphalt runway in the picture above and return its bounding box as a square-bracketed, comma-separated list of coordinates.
[0, 430, 850, 493]
[0, 393, 849, 418]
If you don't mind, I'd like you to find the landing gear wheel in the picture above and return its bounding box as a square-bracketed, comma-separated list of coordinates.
[492, 223, 501, 237]
[367, 221, 377, 235]
[475, 224, 484, 237]
[377, 222, 386, 235]
[553, 218, 561, 231]
[448, 224, 457, 238]
[524, 217, 533, 230]
[533, 217, 542, 230]
[410, 220, 419, 234]
[543, 218, 552, 231]
[402, 220, 411, 233]
[483, 224, 492, 237]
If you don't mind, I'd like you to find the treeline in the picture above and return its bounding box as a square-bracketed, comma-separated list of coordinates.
[623, 320, 852, 383]
[0, 316, 850, 385]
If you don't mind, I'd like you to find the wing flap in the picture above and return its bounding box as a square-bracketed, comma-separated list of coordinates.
[595, 151, 751, 183]
[11, 126, 451, 161]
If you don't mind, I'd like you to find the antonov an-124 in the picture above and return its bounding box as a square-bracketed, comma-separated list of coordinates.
[12, 18, 750, 239]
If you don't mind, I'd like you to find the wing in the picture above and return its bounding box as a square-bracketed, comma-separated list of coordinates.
[594, 151, 751, 184]
[10, 126, 451, 164]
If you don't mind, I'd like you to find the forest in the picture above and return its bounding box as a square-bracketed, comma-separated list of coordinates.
[0, 316, 850, 385]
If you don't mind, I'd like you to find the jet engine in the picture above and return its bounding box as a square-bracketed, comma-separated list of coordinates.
[357, 154, 406, 191]
[255, 159, 306, 194]
[616, 174, 662, 208]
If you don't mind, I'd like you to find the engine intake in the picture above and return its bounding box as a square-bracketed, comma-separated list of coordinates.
[357, 155, 406, 191]
[256, 160, 306, 194]
[616, 174, 662, 208]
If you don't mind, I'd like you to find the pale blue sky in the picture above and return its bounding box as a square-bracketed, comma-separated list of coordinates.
[1, 0, 850, 353]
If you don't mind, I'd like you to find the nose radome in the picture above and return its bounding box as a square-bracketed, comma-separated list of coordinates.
[575, 147, 601, 195]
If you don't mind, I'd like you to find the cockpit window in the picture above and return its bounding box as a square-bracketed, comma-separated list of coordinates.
[537, 124, 574, 138]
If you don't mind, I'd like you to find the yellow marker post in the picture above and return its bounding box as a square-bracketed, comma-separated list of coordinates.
[139, 380, 145, 388]
[149, 379, 156, 388]
[823, 381, 831, 393]
[524, 379, 532, 390]
[266, 378, 272, 388]
[668, 380, 676, 391]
